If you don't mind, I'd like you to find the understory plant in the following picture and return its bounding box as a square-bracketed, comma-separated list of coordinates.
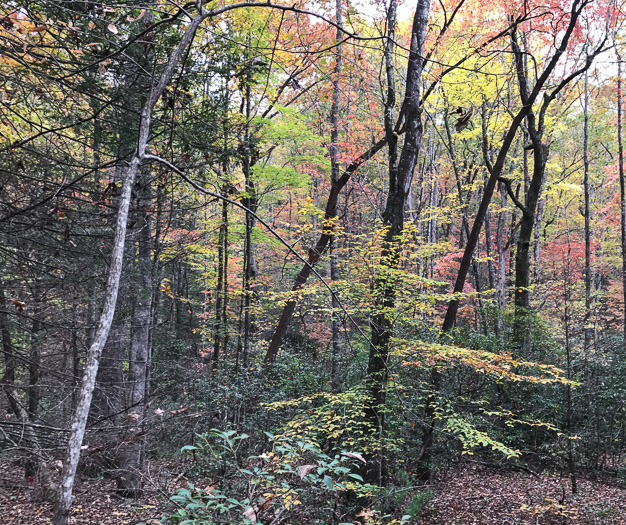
[150, 429, 387, 525]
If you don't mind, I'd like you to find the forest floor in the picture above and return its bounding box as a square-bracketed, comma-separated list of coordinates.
[1, 460, 626, 524]
[420, 465, 626, 524]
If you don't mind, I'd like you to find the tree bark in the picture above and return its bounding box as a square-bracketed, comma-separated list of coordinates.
[365, 0, 431, 483]
[564, 208, 578, 494]
[242, 79, 257, 369]
[496, 184, 507, 311]
[213, 199, 228, 370]
[117, 169, 153, 498]
[510, 29, 552, 349]
[618, 55, 626, 351]
[582, 70, 593, 352]
[0, 280, 22, 420]
[91, 318, 125, 425]
[329, 0, 344, 393]
[53, 12, 206, 524]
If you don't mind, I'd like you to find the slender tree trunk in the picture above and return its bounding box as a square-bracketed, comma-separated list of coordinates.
[583, 70, 593, 352]
[27, 283, 43, 420]
[53, 13, 205, 523]
[54, 160, 138, 524]
[330, 243, 342, 393]
[484, 208, 497, 312]
[117, 169, 153, 497]
[365, 0, 431, 483]
[564, 208, 578, 494]
[175, 262, 189, 339]
[618, 56, 626, 351]
[496, 184, 507, 312]
[213, 200, 228, 370]
[242, 80, 257, 369]
[0, 280, 21, 419]
[91, 319, 124, 425]
[92, 162, 129, 428]
[532, 170, 548, 280]
[329, 0, 344, 393]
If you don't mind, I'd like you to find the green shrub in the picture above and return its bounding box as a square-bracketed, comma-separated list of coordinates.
[145, 429, 377, 525]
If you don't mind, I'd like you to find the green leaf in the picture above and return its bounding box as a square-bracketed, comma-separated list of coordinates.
[322, 475, 333, 489]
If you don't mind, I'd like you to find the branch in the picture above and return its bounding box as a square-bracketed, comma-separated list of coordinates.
[202, 2, 381, 42]
[497, 177, 526, 213]
[143, 154, 373, 346]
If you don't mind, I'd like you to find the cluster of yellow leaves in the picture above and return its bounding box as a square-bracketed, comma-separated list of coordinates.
[442, 413, 521, 458]
[519, 498, 578, 519]
[397, 340, 573, 385]
[264, 389, 393, 455]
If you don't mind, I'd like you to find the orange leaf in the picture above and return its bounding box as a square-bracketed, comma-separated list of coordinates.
[10, 298, 25, 312]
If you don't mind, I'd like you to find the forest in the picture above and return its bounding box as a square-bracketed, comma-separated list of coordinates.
[2, 0, 626, 523]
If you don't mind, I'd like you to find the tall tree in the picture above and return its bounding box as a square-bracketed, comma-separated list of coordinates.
[442, 0, 607, 332]
[365, 0, 431, 483]
[617, 50, 626, 351]
[53, 10, 208, 523]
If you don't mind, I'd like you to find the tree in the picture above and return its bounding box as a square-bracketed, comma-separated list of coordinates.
[443, 0, 609, 332]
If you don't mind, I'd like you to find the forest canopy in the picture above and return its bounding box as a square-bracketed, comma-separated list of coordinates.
[2, 0, 626, 523]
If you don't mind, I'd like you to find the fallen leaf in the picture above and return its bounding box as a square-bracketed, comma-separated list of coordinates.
[341, 452, 366, 463]
[299, 464, 315, 479]
[243, 506, 257, 523]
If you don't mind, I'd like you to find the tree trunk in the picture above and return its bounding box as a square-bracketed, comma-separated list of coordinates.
[329, 0, 344, 393]
[496, 184, 507, 311]
[27, 282, 43, 420]
[618, 56, 626, 351]
[564, 208, 577, 494]
[582, 70, 593, 352]
[91, 318, 125, 425]
[213, 199, 228, 370]
[0, 279, 22, 420]
[510, 29, 552, 348]
[53, 13, 205, 523]
[242, 80, 257, 369]
[117, 170, 153, 498]
[365, 0, 431, 483]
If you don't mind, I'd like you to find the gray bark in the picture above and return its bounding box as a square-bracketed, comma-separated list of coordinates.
[117, 170, 153, 497]
[330, 0, 344, 393]
[366, 0, 431, 483]
[53, 11, 207, 524]
[583, 71, 593, 351]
